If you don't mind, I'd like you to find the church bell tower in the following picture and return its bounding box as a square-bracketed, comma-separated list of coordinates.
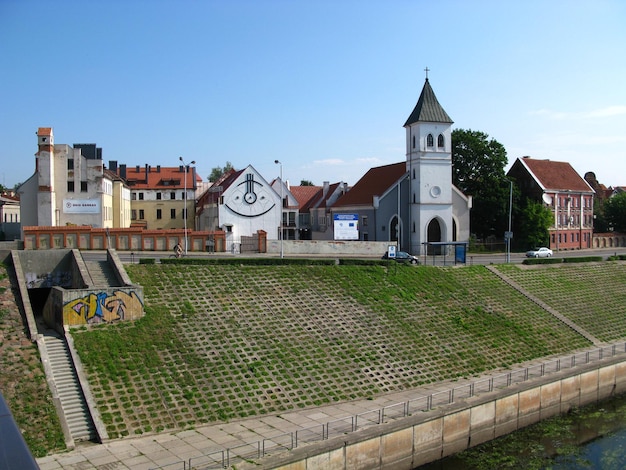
[404, 72, 454, 254]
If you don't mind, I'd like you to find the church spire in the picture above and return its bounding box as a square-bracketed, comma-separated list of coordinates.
[403, 77, 453, 127]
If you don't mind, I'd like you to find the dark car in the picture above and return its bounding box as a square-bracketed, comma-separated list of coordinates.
[382, 250, 420, 264]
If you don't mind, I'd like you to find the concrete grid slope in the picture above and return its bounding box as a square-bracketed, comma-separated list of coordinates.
[35, 342, 626, 470]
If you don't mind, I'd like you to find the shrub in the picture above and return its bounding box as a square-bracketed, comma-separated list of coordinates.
[563, 256, 604, 263]
[522, 257, 563, 265]
[139, 258, 156, 265]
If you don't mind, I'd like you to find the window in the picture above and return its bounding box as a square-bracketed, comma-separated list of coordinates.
[67, 159, 74, 170]
[427, 134, 434, 147]
[412, 135, 416, 149]
[437, 134, 444, 148]
[362, 216, 368, 226]
[139, 210, 144, 219]
[156, 209, 162, 219]
[80, 181, 87, 192]
[131, 193, 137, 200]
[67, 181, 75, 192]
[131, 210, 137, 220]
[170, 192, 176, 200]
[171, 208, 176, 219]
[156, 192, 162, 200]
[139, 193, 144, 200]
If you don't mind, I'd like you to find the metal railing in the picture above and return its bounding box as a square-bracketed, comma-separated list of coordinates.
[150, 341, 626, 470]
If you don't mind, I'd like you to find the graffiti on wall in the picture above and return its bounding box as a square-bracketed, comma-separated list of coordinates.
[63, 290, 143, 325]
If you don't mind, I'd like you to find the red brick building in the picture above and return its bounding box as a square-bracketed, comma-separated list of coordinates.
[507, 157, 595, 251]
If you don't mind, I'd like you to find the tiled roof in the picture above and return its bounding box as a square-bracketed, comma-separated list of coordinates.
[290, 185, 322, 208]
[517, 157, 593, 192]
[404, 79, 453, 126]
[122, 165, 200, 190]
[334, 162, 406, 207]
[199, 169, 244, 205]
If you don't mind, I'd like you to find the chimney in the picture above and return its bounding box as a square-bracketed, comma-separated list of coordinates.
[120, 164, 127, 179]
[323, 181, 329, 197]
[145, 164, 149, 183]
[109, 160, 118, 172]
[156, 165, 161, 172]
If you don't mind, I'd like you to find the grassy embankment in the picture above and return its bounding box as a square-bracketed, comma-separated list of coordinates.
[3, 260, 626, 455]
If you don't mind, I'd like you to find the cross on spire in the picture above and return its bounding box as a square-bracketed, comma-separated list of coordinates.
[424, 67, 430, 80]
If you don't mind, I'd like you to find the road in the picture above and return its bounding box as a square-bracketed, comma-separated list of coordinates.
[80, 248, 626, 266]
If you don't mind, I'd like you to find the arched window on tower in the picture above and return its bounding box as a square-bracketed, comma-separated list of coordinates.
[427, 134, 434, 148]
[437, 134, 444, 149]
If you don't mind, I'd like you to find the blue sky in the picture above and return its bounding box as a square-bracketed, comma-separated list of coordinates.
[1, 0, 625, 190]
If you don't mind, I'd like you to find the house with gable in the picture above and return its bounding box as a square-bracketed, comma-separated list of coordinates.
[507, 156, 595, 250]
[290, 184, 322, 240]
[196, 165, 281, 251]
[331, 78, 471, 254]
[270, 177, 301, 241]
[300, 181, 350, 241]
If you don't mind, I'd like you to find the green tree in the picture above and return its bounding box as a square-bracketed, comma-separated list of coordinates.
[208, 162, 234, 182]
[604, 192, 626, 232]
[451, 129, 509, 240]
[300, 179, 314, 186]
[516, 199, 552, 249]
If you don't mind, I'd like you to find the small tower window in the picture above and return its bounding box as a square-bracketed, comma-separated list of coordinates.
[412, 135, 416, 149]
[427, 134, 434, 148]
[437, 134, 444, 149]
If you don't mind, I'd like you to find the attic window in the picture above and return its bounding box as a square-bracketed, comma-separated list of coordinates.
[437, 134, 444, 148]
[427, 134, 434, 148]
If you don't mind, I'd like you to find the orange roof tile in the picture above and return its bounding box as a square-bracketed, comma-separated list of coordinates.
[334, 162, 406, 207]
[121, 165, 200, 190]
[518, 157, 593, 192]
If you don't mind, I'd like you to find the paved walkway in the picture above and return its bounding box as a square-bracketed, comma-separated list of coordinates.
[35, 343, 625, 470]
[35, 372, 487, 470]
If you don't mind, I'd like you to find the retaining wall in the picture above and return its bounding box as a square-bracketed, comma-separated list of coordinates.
[238, 356, 626, 470]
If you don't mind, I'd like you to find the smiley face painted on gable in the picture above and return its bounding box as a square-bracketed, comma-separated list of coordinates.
[225, 173, 276, 217]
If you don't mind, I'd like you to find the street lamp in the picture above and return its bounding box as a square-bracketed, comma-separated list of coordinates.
[274, 160, 283, 259]
[179, 156, 195, 255]
[506, 179, 513, 263]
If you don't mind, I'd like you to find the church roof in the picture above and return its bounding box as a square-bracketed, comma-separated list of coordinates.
[404, 79, 453, 126]
[333, 162, 407, 207]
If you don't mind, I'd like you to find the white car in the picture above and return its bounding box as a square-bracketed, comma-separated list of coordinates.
[526, 247, 553, 258]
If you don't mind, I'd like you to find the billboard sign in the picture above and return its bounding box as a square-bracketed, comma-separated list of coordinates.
[63, 199, 101, 214]
[333, 213, 359, 240]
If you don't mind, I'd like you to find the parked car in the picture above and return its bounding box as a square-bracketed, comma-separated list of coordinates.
[382, 251, 420, 264]
[525, 247, 553, 258]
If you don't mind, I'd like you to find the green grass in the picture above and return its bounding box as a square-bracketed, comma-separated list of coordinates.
[70, 263, 592, 437]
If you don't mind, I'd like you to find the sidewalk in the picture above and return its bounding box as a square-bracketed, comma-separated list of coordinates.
[34, 374, 478, 470]
[36, 343, 625, 470]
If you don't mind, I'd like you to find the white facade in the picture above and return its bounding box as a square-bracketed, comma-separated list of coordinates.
[404, 80, 456, 254]
[19, 127, 131, 229]
[219, 165, 281, 247]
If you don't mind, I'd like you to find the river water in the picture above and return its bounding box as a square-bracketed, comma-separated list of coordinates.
[417, 392, 626, 469]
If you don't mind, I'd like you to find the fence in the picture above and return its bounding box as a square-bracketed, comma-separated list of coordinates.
[150, 342, 626, 470]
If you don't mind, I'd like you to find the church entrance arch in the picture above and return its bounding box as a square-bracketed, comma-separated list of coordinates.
[427, 218, 442, 255]
[390, 216, 399, 243]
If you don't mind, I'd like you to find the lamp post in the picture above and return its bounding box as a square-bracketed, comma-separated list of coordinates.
[274, 160, 283, 259]
[506, 179, 513, 263]
[179, 156, 195, 255]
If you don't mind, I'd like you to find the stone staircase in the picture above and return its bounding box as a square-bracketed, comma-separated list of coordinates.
[44, 333, 97, 443]
[85, 260, 120, 287]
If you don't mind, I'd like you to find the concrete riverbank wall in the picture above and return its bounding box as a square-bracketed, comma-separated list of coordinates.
[238, 354, 626, 470]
